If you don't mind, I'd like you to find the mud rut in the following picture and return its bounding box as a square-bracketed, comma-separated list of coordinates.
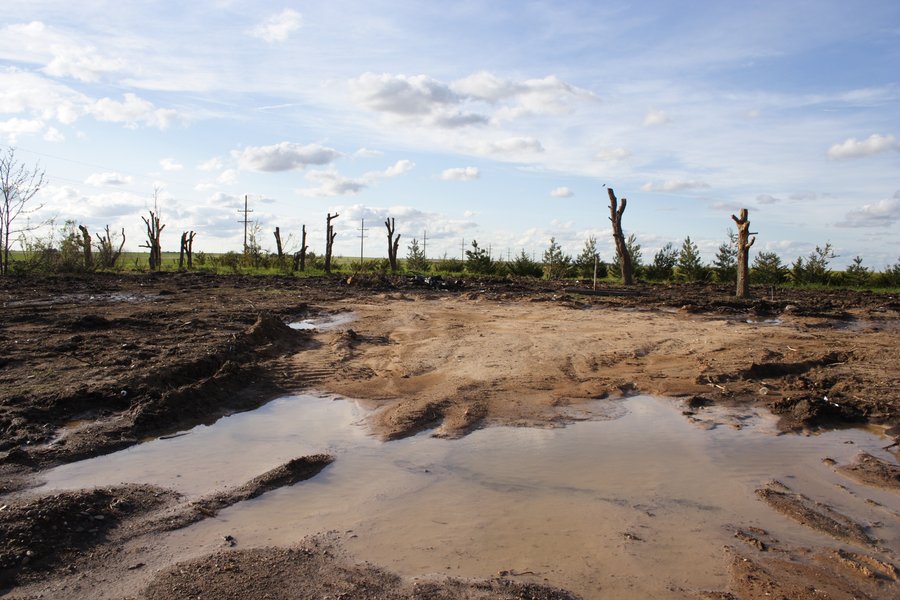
[1, 273, 898, 599]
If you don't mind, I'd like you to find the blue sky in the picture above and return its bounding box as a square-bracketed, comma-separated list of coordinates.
[1, 0, 898, 268]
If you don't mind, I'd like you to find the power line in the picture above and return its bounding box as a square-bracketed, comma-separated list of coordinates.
[237, 194, 253, 254]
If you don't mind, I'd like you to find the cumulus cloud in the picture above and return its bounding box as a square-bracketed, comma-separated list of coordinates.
[330, 204, 477, 240]
[43, 126, 64, 142]
[354, 147, 383, 158]
[251, 9, 302, 43]
[85, 172, 132, 186]
[441, 166, 480, 181]
[298, 159, 415, 197]
[641, 179, 710, 192]
[351, 73, 460, 115]
[384, 159, 415, 177]
[756, 194, 781, 204]
[477, 136, 544, 156]
[596, 147, 631, 161]
[827, 133, 899, 159]
[235, 142, 341, 172]
[159, 157, 183, 171]
[550, 186, 574, 198]
[643, 109, 670, 127]
[197, 156, 223, 171]
[217, 169, 239, 185]
[91, 93, 178, 129]
[0, 117, 44, 143]
[838, 194, 900, 228]
[0, 69, 87, 124]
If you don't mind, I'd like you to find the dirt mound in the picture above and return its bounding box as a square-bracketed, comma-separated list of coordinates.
[837, 452, 900, 490]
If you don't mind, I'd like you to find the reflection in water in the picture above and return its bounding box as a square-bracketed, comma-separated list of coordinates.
[40, 394, 899, 599]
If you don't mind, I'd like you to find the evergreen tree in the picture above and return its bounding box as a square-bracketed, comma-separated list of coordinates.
[751, 251, 787, 284]
[646, 242, 678, 281]
[465, 240, 494, 274]
[508, 249, 543, 277]
[543, 237, 572, 279]
[573, 235, 600, 278]
[713, 229, 737, 283]
[845, 255, 870, 287]
[406, 238, 430, 272]
[611, 233, 642, 278]
[677, 236, 704, 282]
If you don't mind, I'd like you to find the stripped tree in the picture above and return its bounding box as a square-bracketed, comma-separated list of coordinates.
[273, 227, 284, 261]
[141, 211, 164, 271]
[179, 230, 196, 270]
[385, 217, 401, 272]
[608, 187, 633, 285]
[731, 208, 756, 298]
[324, 212, 339, 273]
[293, 224, 309, 272]
[77, 224, 93, 270]
[94, 225, 125, 269]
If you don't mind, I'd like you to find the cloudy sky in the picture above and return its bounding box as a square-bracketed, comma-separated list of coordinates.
[2, 0, 898, 268]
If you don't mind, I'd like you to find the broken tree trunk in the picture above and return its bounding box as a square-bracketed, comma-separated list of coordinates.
[179, 230, 196, 270]
[94, 226, 125, 269]
[292, 224, 309, 272]
[731, 208, 756, 298]
[324, 213, 339, 274]
[140, 211, 165, 271]
[77, 224, 92, 270]
[385, 218, 401, 272]
[608, 188, 633, 285]
[274, 227, 284, 261]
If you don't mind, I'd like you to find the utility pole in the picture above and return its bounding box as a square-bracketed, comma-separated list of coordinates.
[422, 230, 427, 258]
[357, 218, 368, 267]
[238, 194, 253, 254]
[461, 238, 465, 261]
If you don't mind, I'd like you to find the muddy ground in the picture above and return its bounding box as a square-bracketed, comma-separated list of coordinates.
[1, 273, 898, 599]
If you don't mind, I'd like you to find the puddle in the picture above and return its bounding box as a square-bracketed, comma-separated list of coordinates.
[39, 395, 899, 599]
[288, 312, 355, 331]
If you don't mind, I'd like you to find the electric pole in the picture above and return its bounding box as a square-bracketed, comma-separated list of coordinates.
[238, 194, 253, 254]
[358, 218, 368, 267]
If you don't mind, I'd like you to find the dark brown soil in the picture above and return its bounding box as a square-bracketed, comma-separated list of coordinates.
[837, 452, 900, 490]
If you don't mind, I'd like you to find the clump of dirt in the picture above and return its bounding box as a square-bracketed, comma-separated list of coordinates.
[0, 485, 177, 589]
[836, 452, 900, 490]
[144, 454, 334, 531]
[755, 481, 876, 547]
[140, 538, 580, 600]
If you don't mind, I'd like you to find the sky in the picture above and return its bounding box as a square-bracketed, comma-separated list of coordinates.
[1, 0, 899, 268]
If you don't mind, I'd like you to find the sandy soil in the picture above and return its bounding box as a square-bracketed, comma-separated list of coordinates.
[1, 273, 898, 599]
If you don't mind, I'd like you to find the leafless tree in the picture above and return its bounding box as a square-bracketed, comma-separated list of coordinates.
[77, 224, 93, 270]
[0, 148, 46, 275]
[608, 187, 633, 285]
[141, 211, 165, 271]
[385, 217, 401, 272]
[324, 212, 339, 273]
[179, 230, 196, 270]
[731, 208, 756, 298]
[94, 225, 126, 269]
[293, 224, 309, 272]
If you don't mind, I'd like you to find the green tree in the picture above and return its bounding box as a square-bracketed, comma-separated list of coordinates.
[406, 238, 430, 272]
[573, 235, 600, 278]
[713, 229, 737, 283]
[465, 240, 494, 274]
[793, 243, 835, 285]
[844, 256, 870, 287]
[676, 236, 705, 282]
[751, 251, 787, 284]
[610, 233, 642, 279]
[1, 148, 46, 275]
[645, 242, 678, 281]
[543, 237, 572, 279]
[508, 249, 543, 277]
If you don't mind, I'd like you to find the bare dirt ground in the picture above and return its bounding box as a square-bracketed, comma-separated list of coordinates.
[1, 273, 898, 599]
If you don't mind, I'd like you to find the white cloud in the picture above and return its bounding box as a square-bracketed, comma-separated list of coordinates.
[217, 169, 239, 185]
[0, 117, 44, 143]
[91, 93, 178, 129]
[756, 193, 781, 204]
[235, 142, 342, 172]
[596, 147, 631, 161]
[641, 180, 710, 192]
[463, 210, 479, 218]
[551, 186, 574, 198]
[251, 9, 302, 43]
[85, 172, 132, 186]
[477, 136, 544, 156]
[643, 109, 670, 127]
[827, 133, 899, 159]
[838, 194, 900, 228]
[351, 73, 460, 116]
[197, 156, 223, 172]
[355, 147, 383, 158]
[159, 157, 183, 171]
[194, 182, 217, 192]
[43, 126, 64, 142]
[441, 166, 480, 181]
[384, 159, 415, 177]
[299, 170, 368, 197]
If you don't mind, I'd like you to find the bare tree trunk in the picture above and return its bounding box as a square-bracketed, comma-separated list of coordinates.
[179, 231, 195, 270]
[274, 227, 283, 260]
[385, 218, 400, 272]
[731, 208, 756, 298]
[94, 226, 125, 269]
[179, 231, 187, 270]
[140, 211, 165, 271]
[78, 225, 93, 270]
[324, 213, 339, 274]
[293, 224, 309, 272]
[608, 188, 633, 285]
[186, 231, 195, 269]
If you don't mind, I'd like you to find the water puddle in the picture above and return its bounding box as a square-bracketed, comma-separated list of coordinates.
[38, 395, 899, 599]
[288, 312, 355, 331]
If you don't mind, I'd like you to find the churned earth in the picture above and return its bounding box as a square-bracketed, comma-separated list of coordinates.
[1, 273, 898, 599]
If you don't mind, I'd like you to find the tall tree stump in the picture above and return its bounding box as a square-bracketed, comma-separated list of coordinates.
[324, 213, 339, 274]
[731, 208, 756, 298]
[608, 188, 633, 285]
[385, 217, 401, 272]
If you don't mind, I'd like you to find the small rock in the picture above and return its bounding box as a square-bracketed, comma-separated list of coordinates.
[758, 387, 769, 396]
